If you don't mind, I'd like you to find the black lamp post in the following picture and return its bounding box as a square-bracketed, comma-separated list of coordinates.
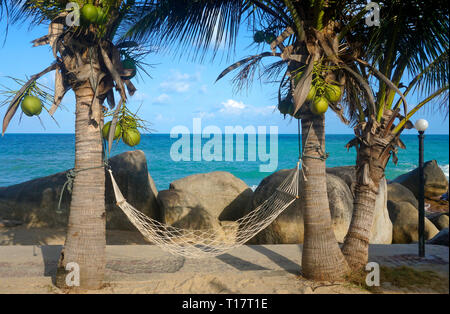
[415, 119, 429, 257]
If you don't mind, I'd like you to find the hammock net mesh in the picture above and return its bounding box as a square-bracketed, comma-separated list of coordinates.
[108, 166, 299, 259]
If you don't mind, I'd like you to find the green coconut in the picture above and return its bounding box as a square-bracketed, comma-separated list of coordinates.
[81, 4, 98, 24]
[21, 96, 42, 117]
[102, 121, 122, 140]
[122, 128, 141, 147]
[324, 84, 342, 103]
[278, 98, 292, 115]
[264, 32, 277, 44]
[121, 58, 137, 79]
[310, 97, 329, 115]
[253, 31, 265, 43]
[306, 85, 317, 102]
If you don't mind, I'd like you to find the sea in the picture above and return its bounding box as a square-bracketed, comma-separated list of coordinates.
[0, 134, 448, 191]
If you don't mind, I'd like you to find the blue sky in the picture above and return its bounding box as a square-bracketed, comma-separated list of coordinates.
[0, 21, 448, 135]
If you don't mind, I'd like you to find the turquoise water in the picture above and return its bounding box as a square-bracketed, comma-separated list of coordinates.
[0, 134, 448, 191]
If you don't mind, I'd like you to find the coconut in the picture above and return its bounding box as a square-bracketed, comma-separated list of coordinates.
[102, 121, 122, 140]
[264, 32, 277, 44]
[121, 58, 137, 79]
[278, 98, 292, 115]
[324, 84, 342, 103]
[306, 85, 317, 102]
[253, 31, 265, 43]
[81, 4, 98, 24]
[123, 128, 141, 147]
[21, 96, 42, 117]
[310, 97, 329, 115]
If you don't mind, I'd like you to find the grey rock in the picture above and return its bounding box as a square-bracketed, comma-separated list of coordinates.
[429, 214, 449, 231]
[392, 160, 449, 199]
[170, 171, 253, 221]
[0, 150, 159, 230]
[427, 228, 449, 246]
[387, 182, 419, 209]
[157, 188, 238, 244]
[326, 166, 357, 193]
[247, 169, 392, 244]
[387, 201, 439, 244]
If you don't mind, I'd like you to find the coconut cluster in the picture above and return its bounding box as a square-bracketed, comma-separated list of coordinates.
[80, 3, 109, 26]
[278, 83, 342, 118]
[102, 117, 141, 147]
[253, 30, 277, 45]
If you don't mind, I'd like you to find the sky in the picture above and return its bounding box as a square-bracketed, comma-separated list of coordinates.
[0, 20, 448, 135]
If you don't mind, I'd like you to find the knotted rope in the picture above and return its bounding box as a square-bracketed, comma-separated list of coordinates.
[56, 161, 110, 214]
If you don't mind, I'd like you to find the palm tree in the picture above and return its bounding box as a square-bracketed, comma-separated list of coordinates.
[216, 0, 383, 281]
[340, 0, 449, 270]
[216, 0, 448, 279]
[1, 0, 243, 290]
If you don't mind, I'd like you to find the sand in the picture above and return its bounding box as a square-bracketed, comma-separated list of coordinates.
[0, 227, 448, 294]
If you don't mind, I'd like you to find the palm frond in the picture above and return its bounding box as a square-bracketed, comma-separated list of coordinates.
[120, 0, 244, 61]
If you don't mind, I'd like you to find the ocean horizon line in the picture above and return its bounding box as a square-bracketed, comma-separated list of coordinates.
[2, 133, 449, 137]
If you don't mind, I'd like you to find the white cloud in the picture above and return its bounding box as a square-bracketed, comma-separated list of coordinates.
[219, 99, 247, 114]
[133, 91, 149, 101]
[160, 71, 201, 93]
[153, 93, 170, 104]
[217, 99, 275, 116]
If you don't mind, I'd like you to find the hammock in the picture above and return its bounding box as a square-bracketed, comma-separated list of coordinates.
[108, 164, 300, 259]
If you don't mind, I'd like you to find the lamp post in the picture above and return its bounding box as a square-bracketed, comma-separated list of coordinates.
[415, 119, 429, 257]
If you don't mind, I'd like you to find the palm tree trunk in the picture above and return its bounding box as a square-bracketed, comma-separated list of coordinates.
[55, 82, 106, 290]
[341, 140, 387, 270]
[301, 116, 350, 281]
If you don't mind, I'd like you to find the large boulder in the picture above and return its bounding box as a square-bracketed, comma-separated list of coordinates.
[0, 150, 159, 230]
[106, 151, 159, 230]
[392, 160, 449, 199]
[326, 166, 393, 244]
[326, 166, 357, 194]
[157, 189, 213, 229]
[428, 213, 449, 230]
[427, 228, 449, 246]
[169, 171, 253, 221]
[387, 201, 439, 244]
[372, 178, 394, 244]
[157, 185, 240, 244]
[247, 169, 392, 244]
[388, 182, 419, 209]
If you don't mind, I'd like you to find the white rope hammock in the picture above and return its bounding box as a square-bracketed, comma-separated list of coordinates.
[108, 164, 300, 259]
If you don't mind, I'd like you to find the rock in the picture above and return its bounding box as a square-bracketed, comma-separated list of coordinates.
[246, 170, 302, 244]
[326, 166, 393, 244]
[427, 228, 449, 246]
[372, 178, 394, 244]
[106, 151, 159, 230]
[157, 189, 238, 244]
[158, 189, 209, 229]
[392, 160, 449, 199]
[326, 166, 357, 193]
[428, 214, 449, 230]
[247, 169, 392, 244]
[387, 201, 439, 244]
[0, 150, 159, 230]
[388, 183, 418, 209]
[327, 174, 354, 242]
[169, 171, 253, 221]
